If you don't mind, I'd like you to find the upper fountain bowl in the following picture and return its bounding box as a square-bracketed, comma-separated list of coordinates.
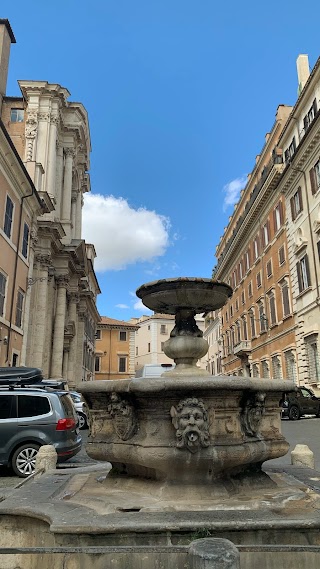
[136, 277, 233, 315]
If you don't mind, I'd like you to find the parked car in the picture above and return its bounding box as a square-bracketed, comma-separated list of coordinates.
[69, 391, 89, 430]
[134, 363, 176, 378]
[0, 367, 82, 477]
[282, 386, 320, 420]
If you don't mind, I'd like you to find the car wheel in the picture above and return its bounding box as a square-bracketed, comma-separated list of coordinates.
[77, 412, 88, 430]
[288, 405, 300, 421]
[11, 443, 40, 478]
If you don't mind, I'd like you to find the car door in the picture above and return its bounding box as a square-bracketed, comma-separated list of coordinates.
[299, 387, 319, 415]
[0, 393, 17, 465]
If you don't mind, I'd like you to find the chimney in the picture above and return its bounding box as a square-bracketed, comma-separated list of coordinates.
[296, 54, 310, 95]
[0, 19, 16, 111]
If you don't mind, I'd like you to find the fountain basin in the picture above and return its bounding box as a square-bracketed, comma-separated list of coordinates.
[80, 376, 292, 488]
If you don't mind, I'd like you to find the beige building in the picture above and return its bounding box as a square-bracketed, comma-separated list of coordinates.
[277, 55, 320, 389]
[95, 317, 139, 380]
[0, 19, 100, 386]
[131, 313, 206, 373]
[203, 311, 222, 375]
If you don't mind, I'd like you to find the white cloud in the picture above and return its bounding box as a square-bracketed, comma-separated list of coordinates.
[116, 303, 129, 309]
[222, 176, 247, 211]
[82, 194, 170, 271]
[133, 298, 151, 312]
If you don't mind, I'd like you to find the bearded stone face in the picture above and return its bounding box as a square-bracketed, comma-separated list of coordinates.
[171, 398, 210, 453]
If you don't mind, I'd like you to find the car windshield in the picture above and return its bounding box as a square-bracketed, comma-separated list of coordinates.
[70, 392, 81, 402]
[60, 393, 77, 418]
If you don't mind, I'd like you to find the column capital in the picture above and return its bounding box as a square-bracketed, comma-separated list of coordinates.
[50, 113, 59, 126]
[71, 191, 78, 203]
[68, 291, 80, 304]
[55, 274, 70, 288]
[64, 147, 76, 158]
[38, 111, 50, 122]
[36, 253, 52, 267]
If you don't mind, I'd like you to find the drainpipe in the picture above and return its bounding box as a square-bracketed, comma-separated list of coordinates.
[292, 167, 320, 301]
[6, 187, 34, 364]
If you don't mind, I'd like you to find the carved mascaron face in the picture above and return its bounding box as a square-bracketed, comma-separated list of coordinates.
[171, 397, 210, 453]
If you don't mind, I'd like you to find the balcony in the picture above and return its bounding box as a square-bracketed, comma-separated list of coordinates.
[233, 340, 251, 356]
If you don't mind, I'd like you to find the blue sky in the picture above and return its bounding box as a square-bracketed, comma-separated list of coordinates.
[5, 1, 320, 320]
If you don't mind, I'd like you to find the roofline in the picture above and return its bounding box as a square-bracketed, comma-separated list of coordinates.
[0, 19, 16, 43]
[0, 118, 44, 208]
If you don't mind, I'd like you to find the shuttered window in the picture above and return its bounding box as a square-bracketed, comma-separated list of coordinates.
[297, 255, 311, 293]
[290, 187, 303, 220]
[0, 272, 7, 317]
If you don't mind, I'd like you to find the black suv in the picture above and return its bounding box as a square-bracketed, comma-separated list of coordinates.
[282, 386, 320, 420]
[0, 367, 82, 477]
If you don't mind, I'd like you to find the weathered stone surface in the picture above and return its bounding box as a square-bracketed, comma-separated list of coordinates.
[291, 444, 315, 469]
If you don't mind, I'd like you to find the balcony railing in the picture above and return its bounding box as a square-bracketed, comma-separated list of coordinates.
[233, 340, 251, 356]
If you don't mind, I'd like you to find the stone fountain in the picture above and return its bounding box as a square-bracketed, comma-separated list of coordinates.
[2, 278, 320, 569]
[82, 277, 290, 493]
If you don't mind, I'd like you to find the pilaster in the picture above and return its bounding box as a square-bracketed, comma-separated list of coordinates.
[51, 274, 69, 378]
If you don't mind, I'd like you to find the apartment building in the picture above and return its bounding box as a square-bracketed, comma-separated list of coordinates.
[0, 19, 100, 386]
[132, 313, 206, 373]
[277, 55, 320, 389]
[95, 317, 139, 380]
[203, 311, 222, 375]
[214, 103, 296, 380]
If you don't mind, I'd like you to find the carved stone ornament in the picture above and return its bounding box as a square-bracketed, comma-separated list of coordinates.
[240, 392, 266, 437]
[35, 253, 52, 267]
[38, 112, 50, 122]
[107, 393, 137, 441]
[170, 397, 210, 453]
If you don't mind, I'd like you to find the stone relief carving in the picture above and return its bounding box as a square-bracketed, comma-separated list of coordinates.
[35, 253, 52, 267]
[55, 274, 70, 287]
[170, 397, 210, 453]
[25, 112, 38, 161]
[64, 147, 76, 158]
[38, 112, 50, 122]
[107, 393, 137, 441]
[240, 392, 266, 437]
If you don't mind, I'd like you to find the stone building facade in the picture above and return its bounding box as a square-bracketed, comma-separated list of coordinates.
[95, 317, 139, 380]
[203, 311, 222, 375]
[0, 20, 100, 387]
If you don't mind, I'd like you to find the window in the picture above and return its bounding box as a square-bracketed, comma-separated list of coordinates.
[261, 360, 270, 379]
[136, 347, 138, 356]
[284, 350, 297, 382]
[161, 342, 164, 351]
[271, 355, 282, 379]
[305, 335, 320, 383]
[233, 270, 237, 288]
[279, 278, 291, 317]
[15, 290, 24, 328]
[268, 291, 277, 326]
[274, 202, 283, 232]
[0, 272, 7, 317]
[230, 305, 233, 318]
[239, 261, 243, 281]
[21, 223, 29, 258]
[290, 187, 303, 220]
[284, 136, 296, 163]
[262, 221, 270, 248]
[248, 281, 253, 298]
[160, 324, 167, 334]
[12, 353, 19, 367]
[266, 260, 272, 278]
[253, 236, 259, 260]
[279, 245, 286, 266]
[0, 395, 15, 419]
[249, 309, 256, 338]
[303, 99, 317, 133]
[95, 329, 101, 340]
[95, 357, 101, 372]
[118, 357, 127, 373]
[148, 342, 151, 353]
[242, 317, 247, 340]
[235, 299, 239, 312]
[241, 291, 245, 305]
[236, 321, 241, 344]
[258, 301, 267, 333]
[297, 254, 311, 293]
[4, 196, 14, 239]
[18, 395, 50, 418]
[245, 250, 250, 272]
[119, 331, 127, 341]
[310, 160, 320, 194]
[252, 363, 259, 378]
[148, 325, 150, 330]
[10, 108, 24, 123]
[256, 271, 261, 289]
